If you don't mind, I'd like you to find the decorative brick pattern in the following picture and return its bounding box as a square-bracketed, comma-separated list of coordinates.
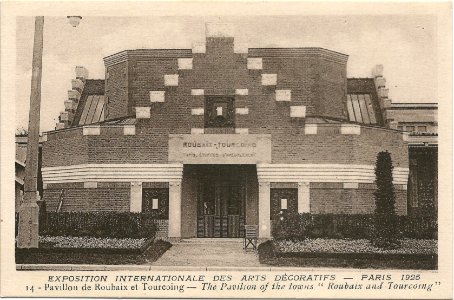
[191, 89, 204, 96]
[304, 124, 317, 135]
[83, 125, 100, 136]
[71, 79, 84, 91]
[191, 128, 204, 134]
[164, 74, 179, 86]
[123, 125, 135, 135]
[235, 89, 248, 96]
[68, 90, 81, 101]
[234, 42, 248, 54]
[135, 107, 151, 119]
[150, 91, 165, 103]
[43, 38, 411, 222]
[191, 108, 204, 115]
[373, 64, 384, 77]
[247, 58, 262, 70]
[378, 87, 389, 98]
[178, 58, 193, 70]
[375, 77, 386, 88]
[276, 90, 291, 101]
[235, 128, 249, 134]
[60, 112, 70, 121]
[38, 42, 416, 241]
[235, 107, 249, 115]
[64, 100, 77, 111]
[290, 106, 306, 118]
[75, 66, 89, 79]
[192, 42, 206, 54]
[261, 74, 277, 86]
[341, 124, 361, 135]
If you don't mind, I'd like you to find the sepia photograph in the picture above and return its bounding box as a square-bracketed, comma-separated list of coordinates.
[1, 1, 452, 299]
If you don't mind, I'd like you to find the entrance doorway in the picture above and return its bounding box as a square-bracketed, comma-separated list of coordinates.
[196, 165, 248, 238]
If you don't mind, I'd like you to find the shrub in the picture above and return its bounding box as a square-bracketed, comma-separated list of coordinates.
[269, 213, 436, 241]
[39, 212, 157, 239]
[372, 151, 400, 249]
[257, 240, 275, 264]
[272, 211, 310, 241]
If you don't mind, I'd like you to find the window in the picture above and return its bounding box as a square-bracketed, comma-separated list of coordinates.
[280, 198, 288, 210]
[406, 126, 415, 132]
[205, 96, 235, 128]
[142, 188, 169, 218]
[152, 198, 159, 210]
[346, 94, 377, 125]
[216, 106, 223, 116]
[397, 126, 403, 131]
[270, 188, 297, 219]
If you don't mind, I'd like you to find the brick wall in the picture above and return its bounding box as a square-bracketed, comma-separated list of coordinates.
[44, 182, 130, 212]
[153, 220, 169, 240]
[42, 124, 407, 167]
[270, 125, 407, 166]
[42, 129, 88, 167]
[105, 61, 129, 119]
[310, 183, 407, 215]
[107, 39, 348, 130]
[44, 37, 407, 168]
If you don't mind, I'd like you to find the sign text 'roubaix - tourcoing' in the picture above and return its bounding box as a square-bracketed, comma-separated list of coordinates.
[168, 134, 272, 164]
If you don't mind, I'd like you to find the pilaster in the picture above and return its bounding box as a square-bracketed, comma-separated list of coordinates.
[168, 180, 182, 239]
[130, 182, 142, 212]
[298, 182, 310, 213]
[258, 181, 271, 239]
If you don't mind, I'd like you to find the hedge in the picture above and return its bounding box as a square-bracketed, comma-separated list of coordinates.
[257, 240, 438, 269]
[33, 212, 158, 239]
[272, 212, 437, 240]
[15, 211, 437, 240]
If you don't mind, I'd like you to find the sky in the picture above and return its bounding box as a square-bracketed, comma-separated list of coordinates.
[16, 15, 438, 132]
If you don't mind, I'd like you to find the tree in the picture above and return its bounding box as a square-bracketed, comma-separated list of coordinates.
[372, 151, 400, 248]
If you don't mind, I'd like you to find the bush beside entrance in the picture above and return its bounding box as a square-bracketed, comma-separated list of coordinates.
[271, 212, 437, 240]
[37, 212, 157, 239]
[16, 212, 171, 265]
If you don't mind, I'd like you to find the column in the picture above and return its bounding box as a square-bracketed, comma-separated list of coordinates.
[298, 182, 311, 213]
[168, 181, 182, 238]
[18, 17, 44, 248]
[130, 182, 142, 212]
[258, 181, 271, 239]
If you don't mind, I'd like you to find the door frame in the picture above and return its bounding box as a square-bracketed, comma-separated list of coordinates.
[196, 166, 247, 238]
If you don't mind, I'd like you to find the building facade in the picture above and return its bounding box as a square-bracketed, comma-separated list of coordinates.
[41, 24, 412, 239]
[385, 103, 438, 216]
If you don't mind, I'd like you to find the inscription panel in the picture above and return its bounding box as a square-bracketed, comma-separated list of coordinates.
[169, 134, 272, 164]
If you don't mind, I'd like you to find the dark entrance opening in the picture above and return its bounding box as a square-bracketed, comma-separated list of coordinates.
[187, 165, 254, 238]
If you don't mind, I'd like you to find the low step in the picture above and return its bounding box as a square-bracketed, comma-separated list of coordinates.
[179, 238, 243, 244]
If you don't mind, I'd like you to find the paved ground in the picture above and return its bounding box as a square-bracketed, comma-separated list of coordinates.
[152, 238, 261, 267]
